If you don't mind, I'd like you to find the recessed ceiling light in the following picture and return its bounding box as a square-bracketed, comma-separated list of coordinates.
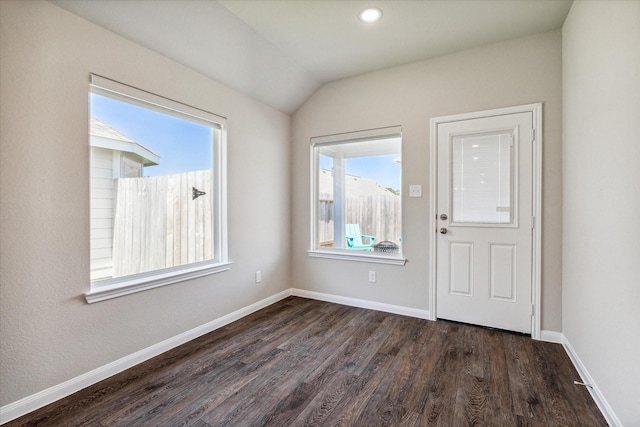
[359, 8, 382, 23]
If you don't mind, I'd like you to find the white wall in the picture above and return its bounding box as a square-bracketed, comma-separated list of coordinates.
[562, 2, 640, 425]
[292, 31, 563, 331]
[0, 0, 290, 406]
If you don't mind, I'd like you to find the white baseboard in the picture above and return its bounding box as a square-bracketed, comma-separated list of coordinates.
[0, 288, 429, 424]
[562, 336, 622, 427]
[291, 288, 431, 319]
[540, 330, 563, 343]
[5, 289, 616, 426]
[0, 290, 292, 425]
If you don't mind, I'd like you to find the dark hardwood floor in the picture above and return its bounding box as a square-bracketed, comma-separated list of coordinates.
[7, 297, 607, 426]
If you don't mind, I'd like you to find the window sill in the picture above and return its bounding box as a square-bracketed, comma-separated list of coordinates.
[85, 261, 232, 303]
[307, 249, 407, 265]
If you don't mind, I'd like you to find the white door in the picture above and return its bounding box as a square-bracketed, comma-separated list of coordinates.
[436, 112, 533, 333]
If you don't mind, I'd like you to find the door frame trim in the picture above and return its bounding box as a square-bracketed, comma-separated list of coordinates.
[429, 103, 543, 339]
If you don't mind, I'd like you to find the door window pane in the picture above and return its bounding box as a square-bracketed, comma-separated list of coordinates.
[451, 132, 513, 224]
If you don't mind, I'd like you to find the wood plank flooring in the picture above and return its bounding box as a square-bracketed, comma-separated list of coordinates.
[6, 297, 607, 426]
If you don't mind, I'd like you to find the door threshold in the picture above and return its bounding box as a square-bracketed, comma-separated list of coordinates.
[436, 318, 531, 337]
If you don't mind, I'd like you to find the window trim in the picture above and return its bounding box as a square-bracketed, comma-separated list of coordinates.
[86, 74, 229, 303]
[85, 261, 233, 303]
[307, 249, 406, 265]
[309, 126, 406, 264]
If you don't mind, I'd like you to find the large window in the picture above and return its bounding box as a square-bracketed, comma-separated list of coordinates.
[87, 75, 228, 303]
[310, 127, 405, 264]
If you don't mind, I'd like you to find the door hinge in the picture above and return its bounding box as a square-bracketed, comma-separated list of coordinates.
[531, 128, 535, 142]
[531, 216, 535, 229]
[531, 304, 535, 317]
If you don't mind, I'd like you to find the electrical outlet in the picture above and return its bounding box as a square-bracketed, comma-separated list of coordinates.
[255, 271, 262, 283]
[409, 185, 422, 198]
[368, 271, 377, 283]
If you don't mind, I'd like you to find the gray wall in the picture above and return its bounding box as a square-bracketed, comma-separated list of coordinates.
[292, 30, 563, 332]
[0, 0, 290, 406]
[6, 1, 637, 423]
[562, 2, 640, 425]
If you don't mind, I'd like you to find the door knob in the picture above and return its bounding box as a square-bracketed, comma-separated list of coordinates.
[440, 227, 448, 234]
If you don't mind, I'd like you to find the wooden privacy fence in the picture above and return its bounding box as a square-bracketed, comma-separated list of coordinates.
[319, 192, 401, 247]
[112, 170, 213, 277]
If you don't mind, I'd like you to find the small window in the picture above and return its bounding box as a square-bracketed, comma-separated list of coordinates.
[87, 75, 229, 303]
[309, 127, 405, 265]
[451, 131, 514, 224]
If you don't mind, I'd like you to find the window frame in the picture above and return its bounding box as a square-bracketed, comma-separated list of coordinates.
[85, 74, 230, 303]
[308, 126, 406, 266]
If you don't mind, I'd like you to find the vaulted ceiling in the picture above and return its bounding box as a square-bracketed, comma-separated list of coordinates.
[50, 0, 572, 114]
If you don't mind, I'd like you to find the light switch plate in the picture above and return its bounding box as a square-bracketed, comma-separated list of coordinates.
[409, 185, 422, 198]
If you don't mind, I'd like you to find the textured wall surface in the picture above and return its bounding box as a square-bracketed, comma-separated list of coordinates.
[562, 1, 640, 425]
[292, 30, 563, 332]
[0, 0, 291, 406]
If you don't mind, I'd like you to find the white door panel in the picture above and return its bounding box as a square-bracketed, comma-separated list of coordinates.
[449, 241, 473, 295]
[436, 112, 533, 333]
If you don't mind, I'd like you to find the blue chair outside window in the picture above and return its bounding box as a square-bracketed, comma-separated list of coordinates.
[345, 224, 375, 251]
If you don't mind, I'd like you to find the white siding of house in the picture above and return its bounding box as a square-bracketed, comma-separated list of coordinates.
[90, 147, 114, 280]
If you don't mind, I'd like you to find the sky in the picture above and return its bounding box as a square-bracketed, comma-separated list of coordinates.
[90, 93, 213, 177]
[320, 154, 401, 191]
[92, 92, 400, 190]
